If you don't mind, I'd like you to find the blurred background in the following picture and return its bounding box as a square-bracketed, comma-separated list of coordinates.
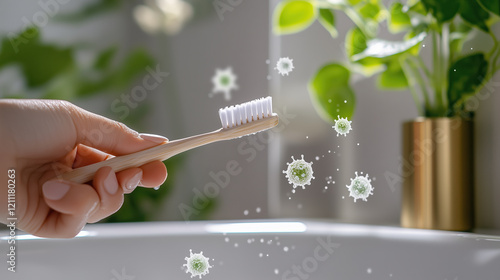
[0, 0, 499, 230]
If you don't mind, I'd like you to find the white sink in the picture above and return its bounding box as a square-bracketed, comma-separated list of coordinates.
[1, 220, 500, 279]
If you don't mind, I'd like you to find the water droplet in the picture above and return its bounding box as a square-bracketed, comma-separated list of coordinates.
[267, 239, 273, 245]
[367, 268, 372, 274]
[336, 168, 339, 171]
[390, 273, 393, 277]
[224, 237, 230, 242]
[259, 253, 263, 257]
[274, 269, 279, 275]
[260, 238, 265, 243]
[306, 136, 309, 139]
[454, 69, 456, 72]
[234, 243, 239, 247]
[328, 150, 331, 153]
[328, 99, 332, 103]
[342, 196, 345, 199]
[423, 44, 426, 47]
[256, 207, 261, 213]
[357, 143, 360, 146]
[315, 156, 320, 161]
[266, 254, 269, 257]
[243, 210, 249, 216]
[324, 186, 328, 189]
[247, 239, 252, 244]
[284, 246, 289, 252]
[471, 47, 473, 50]
[336, 109, 340, 112]
[344, 100, 347, 103]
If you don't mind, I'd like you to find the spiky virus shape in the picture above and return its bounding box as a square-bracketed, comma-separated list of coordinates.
[183, 250, 212, 279]
[275, 57, 294, 76]
[333, 115, 352, 137]
[283, 155, 315, 189]
[210, 67, 238, 100]
[346, 172, 373, 202]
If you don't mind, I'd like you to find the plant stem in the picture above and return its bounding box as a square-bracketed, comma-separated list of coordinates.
[342, 6, 373, 38]
[407, 58, 432, 110]
[415, 56, 432, 80]
[400, 56, 424, 116]
[432, 29, 444, 115]
[441, 23, 450, 114]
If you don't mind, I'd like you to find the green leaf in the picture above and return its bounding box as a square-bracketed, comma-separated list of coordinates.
[318, 9, 338, 37]
[459, 0, 490, 32]
[449, 22, 473, 55]
[421, 0, 459, 23]
[358, 2, 382, 21]
[408, 0, 427, 15]
[93, 46, 117, 70]
[345, 27, 367, 58]
[351, 32, 426, 61]
[347, 0, 362, 5]
[389, 2, 411, 33]
[447, 53, 488, 109]
[273, 0, 317, 34]
[308, 63, 356, 122]
[0, 28, 74, 88]
[478, 0, 500, 17]
[377, 59, 408, 89]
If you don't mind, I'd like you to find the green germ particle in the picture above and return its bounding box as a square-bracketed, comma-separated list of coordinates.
[220, 76, 230, 86]
[333, 115, 352, 137]
[183, 250, 212, 279]
[283, 155, 315, 189]
[346, 171, 373, 202]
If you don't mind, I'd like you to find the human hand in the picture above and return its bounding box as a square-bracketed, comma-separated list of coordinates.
[0, 99, 168, 238]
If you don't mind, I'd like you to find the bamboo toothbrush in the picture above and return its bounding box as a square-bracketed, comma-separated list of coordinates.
[61, 96, 279, 183]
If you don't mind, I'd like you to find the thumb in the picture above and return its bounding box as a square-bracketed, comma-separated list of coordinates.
[68, 104, 167, 156]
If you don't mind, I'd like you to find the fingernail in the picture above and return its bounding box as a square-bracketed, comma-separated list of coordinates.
[104, 170, 118, 195]
[43, 181, 70, 200]
[139, 133, 168, 144]
[126, 171, 143, 191]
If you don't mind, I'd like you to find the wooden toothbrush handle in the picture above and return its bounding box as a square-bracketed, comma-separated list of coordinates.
[60, 115, 278, 184]
[60, 129, 223, 184]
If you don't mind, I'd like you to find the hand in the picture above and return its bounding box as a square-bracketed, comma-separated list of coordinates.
[0, 99, 168, 238]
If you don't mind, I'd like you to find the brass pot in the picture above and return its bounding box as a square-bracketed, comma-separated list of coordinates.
[401, 118, 473, 231]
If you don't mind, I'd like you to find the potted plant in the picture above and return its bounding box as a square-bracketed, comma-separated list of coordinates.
[273, 0, 500, 231]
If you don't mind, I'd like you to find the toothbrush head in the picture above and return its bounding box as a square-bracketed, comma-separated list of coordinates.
[218, 96, 277, 129]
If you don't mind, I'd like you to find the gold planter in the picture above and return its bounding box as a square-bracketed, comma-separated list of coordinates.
[401, 118, 473, 231]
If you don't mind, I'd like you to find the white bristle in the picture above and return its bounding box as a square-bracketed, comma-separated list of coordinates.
[227, 107, 234, 128]
[235, 105, 242, 126]
[219, 109, 228, 128]
[218, 96, 275, 129]
[246, 103, 253, 123]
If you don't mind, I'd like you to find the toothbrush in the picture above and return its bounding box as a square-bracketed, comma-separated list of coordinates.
[60, 96, 279, 184]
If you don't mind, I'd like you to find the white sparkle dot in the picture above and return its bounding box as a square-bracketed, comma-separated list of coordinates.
[243, 210, 249, 216]
[284, 246, 289, 252]
[274, 269, 279, 275]
[256, 207, 261, 213]
[367, 268, 372, 274]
